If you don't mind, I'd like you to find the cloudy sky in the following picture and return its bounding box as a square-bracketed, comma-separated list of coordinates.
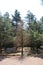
[0, 0, 43, 20]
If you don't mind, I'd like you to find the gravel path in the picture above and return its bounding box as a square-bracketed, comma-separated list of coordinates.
[0, 56, 43, 65]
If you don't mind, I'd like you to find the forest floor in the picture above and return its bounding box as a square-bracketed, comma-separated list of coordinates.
[0, 55, 43, 65]
[0, 47, 43, 65]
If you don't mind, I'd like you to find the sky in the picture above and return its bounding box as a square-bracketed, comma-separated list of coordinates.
[0, 0, 43, 20]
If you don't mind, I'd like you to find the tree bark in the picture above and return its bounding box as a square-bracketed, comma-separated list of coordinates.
[21, 29, 23, 57]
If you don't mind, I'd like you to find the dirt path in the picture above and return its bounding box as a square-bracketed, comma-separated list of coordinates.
[0, 56, 43, 65]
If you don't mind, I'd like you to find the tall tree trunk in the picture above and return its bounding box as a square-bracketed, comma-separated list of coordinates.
[36, 48, 38, 54]
[21, 29, 23, 57]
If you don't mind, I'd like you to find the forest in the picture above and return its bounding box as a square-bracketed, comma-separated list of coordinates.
[0, 9, 43, 56]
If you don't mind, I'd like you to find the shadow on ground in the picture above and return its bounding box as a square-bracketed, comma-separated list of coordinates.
[0, 53, 43, 61]
[0, 55, 7, 61]
[34, 53, 43, 59]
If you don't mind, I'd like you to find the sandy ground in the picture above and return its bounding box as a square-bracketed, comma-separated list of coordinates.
[0, 56, 43, 65]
